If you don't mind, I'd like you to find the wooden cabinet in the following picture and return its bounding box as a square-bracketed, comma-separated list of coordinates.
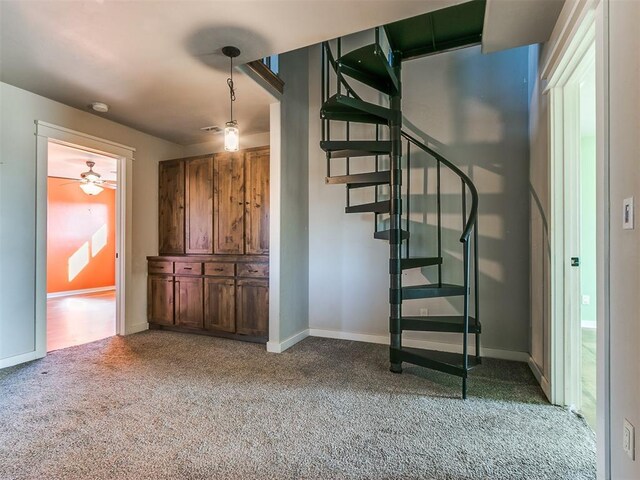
[185, 156, 214, 254]
[244, 149, 270, 254]
[151, 146, 269, 343]
[175, 276, 204, 329]
[213, 152, 245, 254]
[204, 278, 236, 333]
[148, 275, 174, 326]
[236, 279, 269, 337]
[148, 257, 268, 342]
[159, 160, 185, 254]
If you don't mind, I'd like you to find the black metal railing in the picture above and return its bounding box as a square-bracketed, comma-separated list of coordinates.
[321, 34, 480, 364]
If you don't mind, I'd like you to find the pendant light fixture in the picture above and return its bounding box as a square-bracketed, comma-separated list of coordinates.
[222, 46, 241, 152]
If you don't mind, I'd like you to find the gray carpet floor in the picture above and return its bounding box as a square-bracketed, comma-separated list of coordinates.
[0, 331, 595, 480]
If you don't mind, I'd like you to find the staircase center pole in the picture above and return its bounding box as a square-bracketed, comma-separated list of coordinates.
[389, 52, 403, 374]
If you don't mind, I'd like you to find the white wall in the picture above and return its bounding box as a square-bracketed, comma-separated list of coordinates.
[308, 40, 531, 358]
[0, 82, 184, 365]
[608, 0, 640, 477]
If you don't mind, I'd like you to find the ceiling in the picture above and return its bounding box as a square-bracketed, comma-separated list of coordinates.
[48, 142, 118, 182]
[482, 0, 565, 54]
[0, 0, 465, 145]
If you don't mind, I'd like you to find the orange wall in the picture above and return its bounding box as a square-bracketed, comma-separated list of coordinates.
[47, 177, 116, 293]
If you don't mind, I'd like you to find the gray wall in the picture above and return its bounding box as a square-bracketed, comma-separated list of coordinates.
[0, 82, 184, 363]
[277, 47, 310, 340]
[308, 39, 531, 355]
[609, 1, 640, 477]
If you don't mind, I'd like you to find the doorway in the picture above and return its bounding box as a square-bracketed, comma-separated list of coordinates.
[549, 24, 599, 430]
[46, 142, 119, 351]
[565, 44, 597, 428]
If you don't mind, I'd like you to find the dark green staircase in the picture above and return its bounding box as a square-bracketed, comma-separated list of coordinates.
[319, 1, 484, 399]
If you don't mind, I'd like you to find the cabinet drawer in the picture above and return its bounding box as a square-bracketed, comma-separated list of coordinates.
[204, 262, 235, 277]
[174, 262, 202, 275]
[148, 261, 173, 274]
[237, 263, 269, 278]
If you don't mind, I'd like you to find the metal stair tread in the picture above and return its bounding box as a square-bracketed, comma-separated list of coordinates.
[346, 201, 390, 214]
[338, 44, 399, 95]
[321, 94, 393, 125]
[402, 283, 466, 299]
[325, 170, 390, 187]
[373, 229, 410, 241]
[401, 257, 442, 270]
[400, 315, 481, 333]
[320, 140, 392, 159]
[391, 346, 480, 378]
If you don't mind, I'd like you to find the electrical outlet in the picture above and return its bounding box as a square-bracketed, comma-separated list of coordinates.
[419, 308, 429, 317]
[624, 419, 635, 460]
[582, 295, 591, 305]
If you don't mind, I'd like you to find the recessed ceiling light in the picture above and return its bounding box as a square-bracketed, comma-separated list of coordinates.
[200, 125, 222, 133]
[90, 102, 109, 113]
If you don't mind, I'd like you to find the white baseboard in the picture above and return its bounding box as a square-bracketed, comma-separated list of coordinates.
[308, 328, 529, 362]
[0, 350, 43, 370]
[125, 321, 149, 335]
[47, 286, 115, 299]
[267, 329, 310, 353]
[528, 356, 551, 400]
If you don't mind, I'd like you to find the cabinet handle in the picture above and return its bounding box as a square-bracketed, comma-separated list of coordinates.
[214, 268, 224, 272]
[175, 281, 180, 315]
[183, 267, 192, 270]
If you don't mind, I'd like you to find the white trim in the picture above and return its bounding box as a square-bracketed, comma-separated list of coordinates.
[528, 357, 551, 400]
[35, 121, 136, 155]
[541, 0, 598, 82]
[267, 329, 309, 353]
[308, 329, 529, 362]
[47, 286, 116, 298]
[33, 123, 134, 364]
[125, 321, 150, 336]
[0, 351, 41, 370]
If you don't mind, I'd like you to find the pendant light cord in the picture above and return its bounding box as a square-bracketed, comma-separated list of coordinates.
[227, 56, 236, 122]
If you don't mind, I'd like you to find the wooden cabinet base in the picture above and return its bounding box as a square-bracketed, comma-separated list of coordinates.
[148, 323, 267, 344]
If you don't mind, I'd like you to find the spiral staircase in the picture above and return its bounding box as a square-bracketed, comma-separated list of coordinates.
[319, 1, 484, 398]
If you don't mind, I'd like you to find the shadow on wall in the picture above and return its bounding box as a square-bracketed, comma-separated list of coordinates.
[398, 45, 532, 352]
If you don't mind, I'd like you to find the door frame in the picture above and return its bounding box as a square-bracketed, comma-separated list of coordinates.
[546, 0, 611, 476]
[551, 41, 596, 410]
[35, 121, 134, 357]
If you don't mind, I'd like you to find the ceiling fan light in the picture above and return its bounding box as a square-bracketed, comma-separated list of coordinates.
[224, 121, 239, 152]
[80, 182, 104, 196]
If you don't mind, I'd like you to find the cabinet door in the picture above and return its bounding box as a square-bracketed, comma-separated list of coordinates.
[148, 275, 174, 326]
[159, 160, 185, 254]
[204, 278, 236, 333]
[213, 152, 244, 254]
[185, 156, 213, 254]
[236, 279, 268, 337]
[244, 148, 270, 254]
[175, 276, 204, 329]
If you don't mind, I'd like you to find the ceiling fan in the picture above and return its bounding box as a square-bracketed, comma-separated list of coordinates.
[64, 160, 116, 195]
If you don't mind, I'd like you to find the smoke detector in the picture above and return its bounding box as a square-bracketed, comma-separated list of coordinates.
[90, 102, 109, 113]
[200, 125, 222, 133]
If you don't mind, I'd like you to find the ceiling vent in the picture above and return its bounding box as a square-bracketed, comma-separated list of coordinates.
[200, 125, 222, 133]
